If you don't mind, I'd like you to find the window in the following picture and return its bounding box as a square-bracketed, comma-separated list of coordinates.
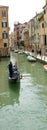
[17, 37, 19, 40]
[42, 23, 44, 28]
[45, 48, 47, 52]
[2, 32, 8, 39]
[4, 43, 7, 47]
[44, 9, 46, 14]
[17, 32, 19, 35]
[2, 10, 6, 17]
[2, 22, 7, 27]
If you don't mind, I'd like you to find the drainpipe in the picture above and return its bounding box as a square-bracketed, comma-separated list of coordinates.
[43, 10, 45, 60]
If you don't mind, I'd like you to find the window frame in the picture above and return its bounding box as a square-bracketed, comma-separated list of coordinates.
[2, 10, 6, 17]
[2, 32, 8, 39]
[2, 22, 7, 27]
[4, 43, 7, 47]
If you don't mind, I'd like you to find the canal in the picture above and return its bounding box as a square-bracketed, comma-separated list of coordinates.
[0, 52, 47, 130]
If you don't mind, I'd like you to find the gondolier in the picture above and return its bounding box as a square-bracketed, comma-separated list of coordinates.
[8, 61, 13, 77]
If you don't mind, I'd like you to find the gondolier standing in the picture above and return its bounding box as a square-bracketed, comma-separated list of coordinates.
[9, 61, 13, 77]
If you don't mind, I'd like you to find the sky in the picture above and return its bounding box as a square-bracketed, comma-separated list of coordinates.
[0, 0, 45, 32]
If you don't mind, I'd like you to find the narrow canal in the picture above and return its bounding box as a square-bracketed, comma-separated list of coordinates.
[0, 52, 47, 130]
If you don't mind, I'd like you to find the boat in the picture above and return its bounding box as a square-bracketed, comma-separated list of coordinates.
[14, 49, 19, 53]
[43, 64, 47, 72]
[9, 71, 20, 81]
[8, 62, 22, 82]
[18, 51, 24, 54]
[27, 55, 36, 62]
[24, 51, 30, 56]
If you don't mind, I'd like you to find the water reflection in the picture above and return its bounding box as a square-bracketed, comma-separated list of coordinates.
[0, 81, 20, 107]
[8, 81, 20, 104]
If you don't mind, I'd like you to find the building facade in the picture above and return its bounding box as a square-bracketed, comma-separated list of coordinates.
[28, 1, 47, 55]
[0, 6, 9, 56]
[14, 22, 20, 49]
[23, 28, 29, 50]
[14, 22, 28, 49]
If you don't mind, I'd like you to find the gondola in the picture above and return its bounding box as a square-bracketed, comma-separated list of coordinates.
[8, 62, 22, 82]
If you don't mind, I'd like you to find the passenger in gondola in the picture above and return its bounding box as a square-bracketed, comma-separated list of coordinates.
[13, 62, 18, 71]
[13, 62, 20, 78]
[8, 61, 13, 77]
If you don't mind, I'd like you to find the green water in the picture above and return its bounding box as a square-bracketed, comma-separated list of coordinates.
[0, 52, 47, 130]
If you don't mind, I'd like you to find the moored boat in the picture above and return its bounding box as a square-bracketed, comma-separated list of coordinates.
[14, 49, 19, 53]
[43, 64, 47, 72]
[27, 55, 36, 62]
